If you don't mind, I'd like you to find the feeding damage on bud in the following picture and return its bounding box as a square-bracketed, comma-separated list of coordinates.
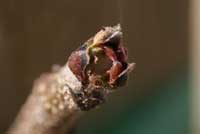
[67, 24, 135, 110]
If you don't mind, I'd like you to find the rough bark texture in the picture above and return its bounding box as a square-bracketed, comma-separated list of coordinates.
[7, 65, 82, 134]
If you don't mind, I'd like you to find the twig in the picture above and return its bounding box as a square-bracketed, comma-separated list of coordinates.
[7, 24, 135, 134]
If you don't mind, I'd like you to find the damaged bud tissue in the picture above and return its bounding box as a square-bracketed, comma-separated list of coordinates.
[67, 24, 135, 110]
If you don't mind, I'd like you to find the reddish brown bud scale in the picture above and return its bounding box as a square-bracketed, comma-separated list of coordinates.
[108, 61, 123, 85]
[103, 46, 118, 61]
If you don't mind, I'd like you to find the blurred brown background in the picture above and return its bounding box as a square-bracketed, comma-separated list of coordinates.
[0, 0, 188, 133]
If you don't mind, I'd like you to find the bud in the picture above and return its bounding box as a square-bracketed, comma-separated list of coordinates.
[67, 24, 135, 110]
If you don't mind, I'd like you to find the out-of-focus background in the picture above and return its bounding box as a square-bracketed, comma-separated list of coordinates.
[0, 0, 189, 133]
